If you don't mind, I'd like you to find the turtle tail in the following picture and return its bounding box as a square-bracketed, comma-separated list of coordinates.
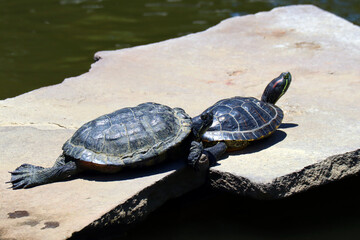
[7, 154, 80, 189]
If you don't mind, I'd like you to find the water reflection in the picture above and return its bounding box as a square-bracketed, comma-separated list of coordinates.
[0, 0, 359, 99]
[59, 0, 104, 5]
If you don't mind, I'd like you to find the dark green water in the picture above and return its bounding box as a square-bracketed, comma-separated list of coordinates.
[0, 0, 360, 99]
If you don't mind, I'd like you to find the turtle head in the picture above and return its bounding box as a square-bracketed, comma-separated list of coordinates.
[192, 112, 213, 140]
[261, 72, 292, 104]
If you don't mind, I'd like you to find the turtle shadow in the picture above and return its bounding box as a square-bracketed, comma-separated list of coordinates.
[78, 158, 186, 183]
[279, 123, 298, 129]
[217, 129, 288, 161]
[239, 130, 287, 155]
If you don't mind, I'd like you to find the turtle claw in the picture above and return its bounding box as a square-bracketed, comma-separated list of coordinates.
[8, 177, 27, 189]
[14, 163, 44, 171]
[9, 164, 43, 174]
[9, 177, 35, 190]
[7, 164, 43, 189]
[9, 181, 28, 190]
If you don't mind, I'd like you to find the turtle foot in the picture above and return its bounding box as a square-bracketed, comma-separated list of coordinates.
[196, 153, 210, 172]
[7, 164, 45, 189]
[188, 141, 205, 171]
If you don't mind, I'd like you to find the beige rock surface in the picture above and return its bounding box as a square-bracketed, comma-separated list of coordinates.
[1, 4, 360, 240]
[206, 4, 360, 197]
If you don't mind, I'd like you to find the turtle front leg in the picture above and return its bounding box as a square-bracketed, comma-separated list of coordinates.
[8, 154, 81, 189]
[187, 141, 205, 170]
[187, 141, 228, 170]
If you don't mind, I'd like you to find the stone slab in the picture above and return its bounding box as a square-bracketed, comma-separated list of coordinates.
[1, 4, 360, 240]
[205, 5, 360, 197]
[0, 126, 208, 240]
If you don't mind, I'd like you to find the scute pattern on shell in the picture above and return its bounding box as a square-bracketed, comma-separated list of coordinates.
[62, 102, 192, 166]
[201, 97, 283, 142]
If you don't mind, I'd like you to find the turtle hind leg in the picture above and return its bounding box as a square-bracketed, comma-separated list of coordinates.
[9, 164, 45, 189]
[8, 154, 80, 190]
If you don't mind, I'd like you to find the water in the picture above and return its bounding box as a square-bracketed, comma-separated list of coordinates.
[0, 0, 360, 99]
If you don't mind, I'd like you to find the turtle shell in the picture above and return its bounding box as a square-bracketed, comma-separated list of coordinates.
[201, 97, 283, 142]
[62, 102, 192, 170]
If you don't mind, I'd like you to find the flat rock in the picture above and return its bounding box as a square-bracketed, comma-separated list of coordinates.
[1, 4, 360, 240]
[206, 5, 360, 198]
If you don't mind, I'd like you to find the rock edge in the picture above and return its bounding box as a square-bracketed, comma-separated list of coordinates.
[210, 149, 360, 199]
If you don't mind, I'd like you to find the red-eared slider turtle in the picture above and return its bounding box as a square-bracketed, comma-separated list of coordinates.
[9, 102, 219, 189]
[194, 72, 291, 152]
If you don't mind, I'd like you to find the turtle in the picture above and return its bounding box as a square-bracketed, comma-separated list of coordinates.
[193, 72, 292, 152]
[8, 102, 225, 189]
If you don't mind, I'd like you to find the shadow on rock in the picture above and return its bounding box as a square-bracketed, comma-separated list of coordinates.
[279, 123, 299, 129]
[240, 130, 287, 155]
[214, 129, 288, 163]
[78, 158, 185, 183]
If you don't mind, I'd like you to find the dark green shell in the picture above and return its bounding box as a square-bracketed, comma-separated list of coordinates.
[62, 102, 192, 167]
[201, 97, 283, 142]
